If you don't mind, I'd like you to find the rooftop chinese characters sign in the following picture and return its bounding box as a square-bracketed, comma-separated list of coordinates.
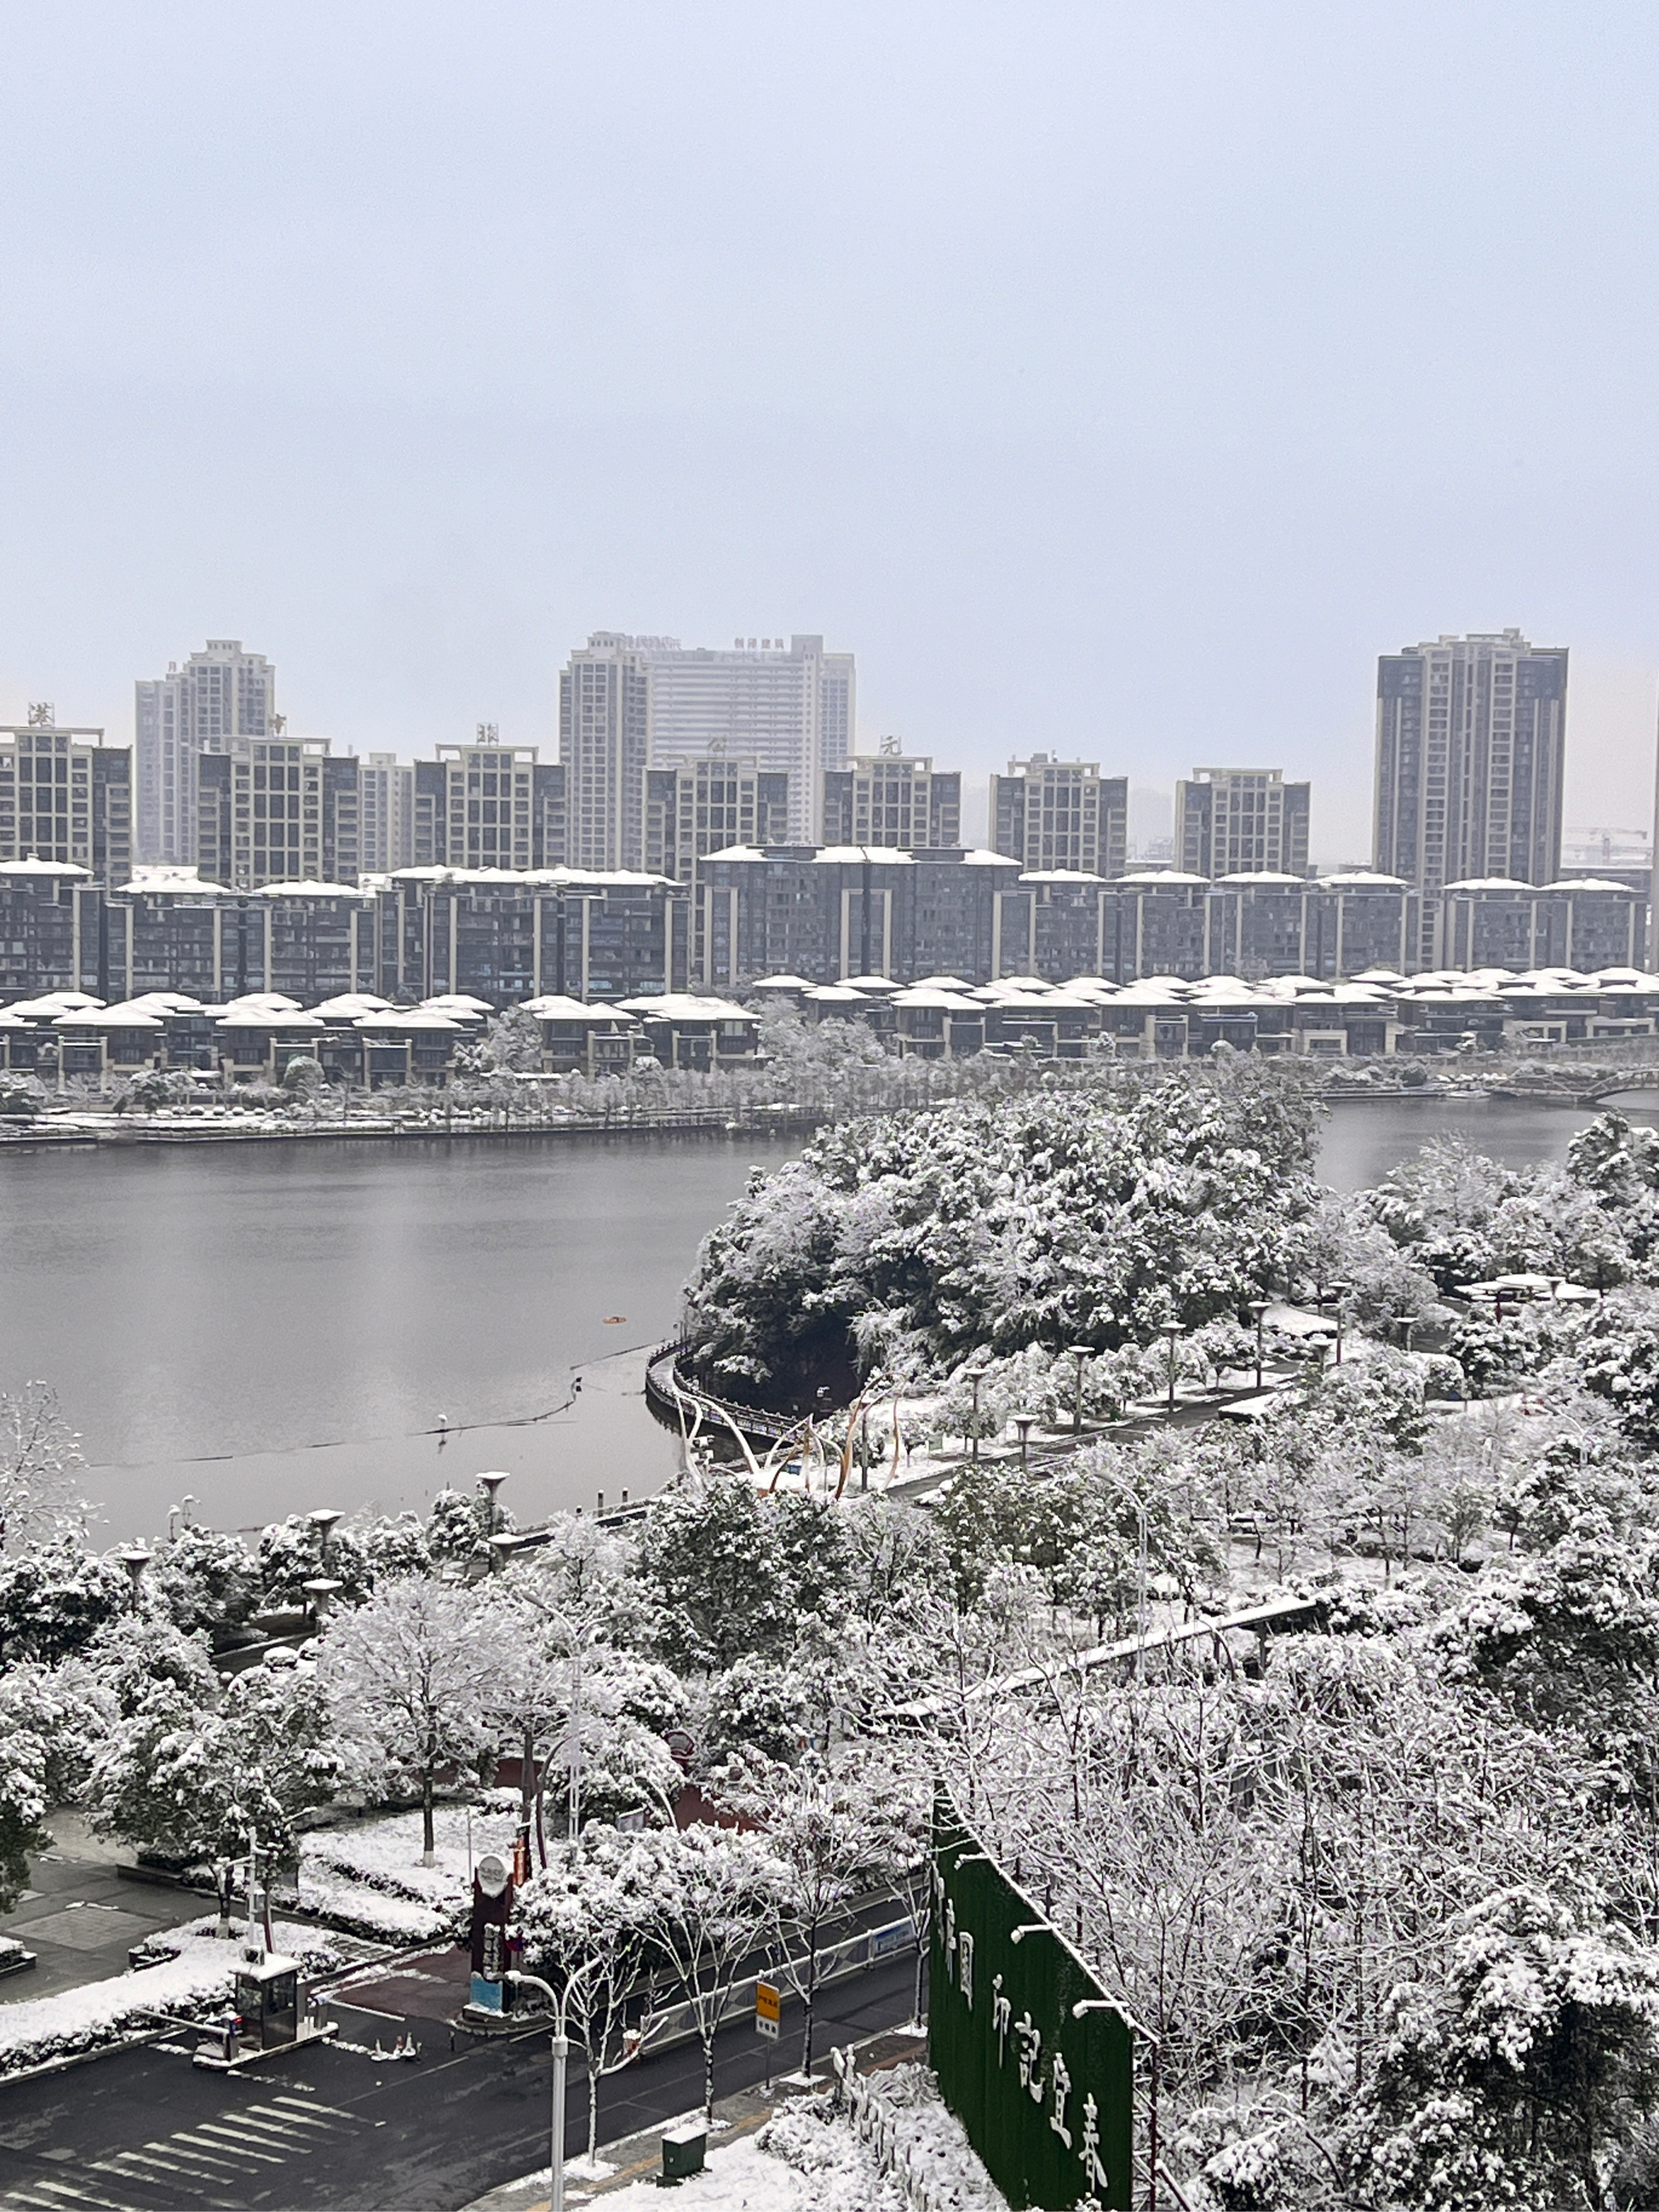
[929, 1791, 1133, 2210]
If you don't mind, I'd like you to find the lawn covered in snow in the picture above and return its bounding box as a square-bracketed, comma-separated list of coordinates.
[297, 1803, 518, 1941]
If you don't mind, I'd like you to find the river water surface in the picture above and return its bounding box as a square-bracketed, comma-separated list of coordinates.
[5, 1093, 1657, 1542]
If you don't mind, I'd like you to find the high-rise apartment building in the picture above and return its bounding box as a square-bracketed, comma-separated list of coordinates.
[358, 754, 415, 876]
[820, 746, 961, 849]
[197, 734, 362, 891]
[559, 632, 855, 863]
[1374, 630, 1568, 965]
[411, 735, 566, 872]
[1175, 769, 1311, 879]
[644, 757, 791, 881]
[559, 639, 654, 870]
[0, 707, 132, 884]
[135, 640, 275, 865]
[990, 756, 1126, 878]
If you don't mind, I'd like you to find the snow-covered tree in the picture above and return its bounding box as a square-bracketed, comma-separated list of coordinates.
[319, 1578, 503, 1861]
[90, 1652, 336, 1931]
[716, 1745, 903, 2070]
[684, 1070, 1320, 1397]
[1350, 1889, 1659, 2210]
[635, 1822, 782, 2118]
[147, 1525, 261, 1641]
[635, 1473, 849, 1673]
[0, 1383, 86, 1553]
[0, 1539, 128, 1666]
[514, 1825, 662, 2166]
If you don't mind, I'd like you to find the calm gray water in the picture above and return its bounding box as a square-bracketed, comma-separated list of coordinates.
[4, 1093, 1657, 1544]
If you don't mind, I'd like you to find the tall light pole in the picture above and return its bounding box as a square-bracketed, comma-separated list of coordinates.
[1248, 1298, 1269, 1393]
[505, 1970, 568, 2212]
[1070, 1344, 1092, 1435]
[1330, 1284, 1349, 1368]
[1160, 1322, 1183, 1414]
[967, 1354, 991, 1461]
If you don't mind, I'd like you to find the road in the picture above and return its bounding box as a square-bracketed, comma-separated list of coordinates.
[0, 1953, 917, 2211]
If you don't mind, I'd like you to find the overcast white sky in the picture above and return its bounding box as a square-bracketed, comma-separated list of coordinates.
[4, 0, 1659, 861]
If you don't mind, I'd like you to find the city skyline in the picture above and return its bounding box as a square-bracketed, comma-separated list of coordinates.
[104, 624, 1659, 880]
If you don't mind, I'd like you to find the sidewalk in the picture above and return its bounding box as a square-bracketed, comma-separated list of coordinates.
[460, 2025, 927, 2212]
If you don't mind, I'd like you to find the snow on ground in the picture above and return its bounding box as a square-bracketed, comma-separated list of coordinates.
[555, 2074, 1006, 2212]
[562, 2129, 878, 2212]
[0, 1917, 338, 2078]
[297, 1804, 518, 1941]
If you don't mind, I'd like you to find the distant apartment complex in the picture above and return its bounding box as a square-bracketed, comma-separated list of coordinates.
[1175, 768, 1310, 879]
[0, 707, 131, 885]
[559, 633, 854, 863]
[359, 753, 415, 875]
[990, 756, 1127, 878]
[411, 733, 566, 873]
[1374, 630, 1569, 965]
[644, 756, 791, 881]
[820, 746, 961, 849]
[135, 640, 276, 867]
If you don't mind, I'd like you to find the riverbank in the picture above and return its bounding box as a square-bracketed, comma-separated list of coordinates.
[0, 1103, 828, 1150]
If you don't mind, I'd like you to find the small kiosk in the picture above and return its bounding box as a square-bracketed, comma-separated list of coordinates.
[233, 1952, 301, 2050]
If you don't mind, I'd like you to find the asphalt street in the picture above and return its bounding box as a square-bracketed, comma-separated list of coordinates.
[0, 1952, 918, 2211]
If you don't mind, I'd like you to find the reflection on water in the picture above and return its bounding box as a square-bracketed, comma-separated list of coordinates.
[4, 1092, 1656, 1542]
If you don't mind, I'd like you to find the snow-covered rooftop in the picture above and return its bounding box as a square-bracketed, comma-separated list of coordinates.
[121, 866, 231, 896]
[616, 993, 757, 1021]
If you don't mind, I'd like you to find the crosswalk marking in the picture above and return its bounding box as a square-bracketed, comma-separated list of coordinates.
[144, 2137, 241, 2172]
[175, 2127, 285, 2165]
[1, 2080, 367, 2211]
[220, 2113, 314, 2146]
[272, 2093, 358, 2120]
[244, 2102, 343, 2132]
[16, 2182, 134, 2210]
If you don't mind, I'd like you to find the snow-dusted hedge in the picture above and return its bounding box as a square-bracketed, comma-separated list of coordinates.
[761, 2064, 1008, 2212]
[0, 1918, 339, 2079]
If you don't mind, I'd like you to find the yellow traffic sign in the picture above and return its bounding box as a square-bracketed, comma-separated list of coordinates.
[755, 1980, 781, 2040]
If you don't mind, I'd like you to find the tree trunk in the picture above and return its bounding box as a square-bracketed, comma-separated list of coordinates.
[421, 1769, 436, 1865]
[702, 2026, 717, 2120]
[588, 2057, 601, 2163]
[216, 1861, 232, 1939]
[912, 1938, 926, 2029]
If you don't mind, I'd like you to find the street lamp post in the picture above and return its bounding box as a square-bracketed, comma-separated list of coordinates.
[966, 1354, 991, 1461]
[1393, 1311, 1416, 1354]
[1014, 1413, 1035, 1470]
[308, 1509, 343, 1566]
[117, 1547, 151, 1612]
[505, 1971, 569, 2212]
[1248, 1298, 1269, 1392]
[1160, 1322, 1183, 1414]
[1330, 1285, 1349, 1368]
[302, 1576, 343, 1628]
[1070, 1344, 1093, 1435]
